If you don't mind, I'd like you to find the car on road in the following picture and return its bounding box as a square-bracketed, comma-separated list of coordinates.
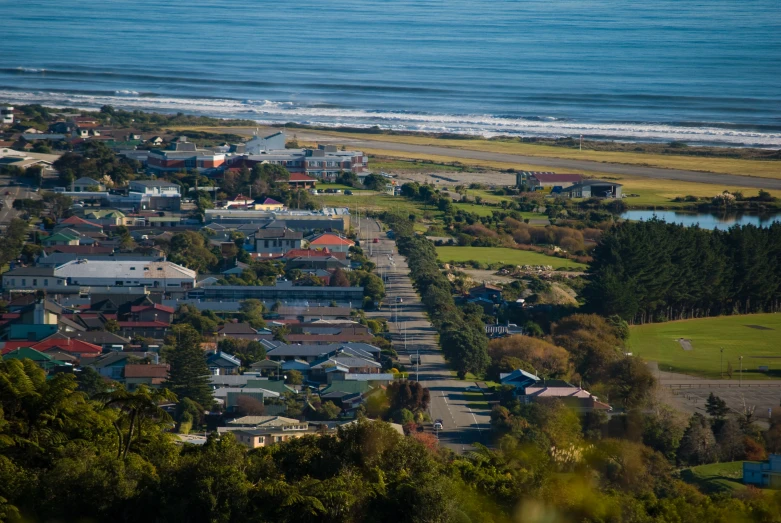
[465, 386, 482, 393]
[344, 190, 353, 195]
[372, 238, 379, 243]
[395, 297, 402, 303]
[4, 191, 9, 195]
[433, 419, 443, 430]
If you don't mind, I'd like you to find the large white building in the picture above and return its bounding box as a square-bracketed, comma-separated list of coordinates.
[2, 260, 196, 293]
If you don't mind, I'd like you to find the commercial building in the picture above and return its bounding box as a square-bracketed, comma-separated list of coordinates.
[204, 207, 350, 231]
[1, 106, 13, 125]
[228, 144, 367, 181]
[145, 136, 226, 174]
[2, 260, 196, 294]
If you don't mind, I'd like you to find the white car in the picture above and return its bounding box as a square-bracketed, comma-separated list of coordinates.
[433, 419, 443, 430]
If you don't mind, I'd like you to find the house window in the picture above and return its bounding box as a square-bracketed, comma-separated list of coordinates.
[32, 279, 37, 286]
[43, 279, 48, 287]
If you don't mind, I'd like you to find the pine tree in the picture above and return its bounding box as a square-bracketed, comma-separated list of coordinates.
[705, 393, 729, 420]
[164, 325, 213, 409]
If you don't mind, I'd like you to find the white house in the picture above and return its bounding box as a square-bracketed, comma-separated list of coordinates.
[129, 180, 181, 197]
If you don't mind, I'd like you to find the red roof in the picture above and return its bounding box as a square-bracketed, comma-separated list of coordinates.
[232, 194, 252, 201]
[130, 304, 175, 314]
[530, 173, 583, 184]
[118, 321, 170, 328]
[1, 338, 102, 356]
[60, 216, 102, 228]
[283, 248, 347, 260]
[309, 233, 354, 247]
[288, 173, 316, 182]
[261, 197, 283, 205]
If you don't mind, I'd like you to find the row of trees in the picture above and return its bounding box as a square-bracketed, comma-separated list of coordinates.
[385, 211, 490, 377]
[585, 220, 781, 322]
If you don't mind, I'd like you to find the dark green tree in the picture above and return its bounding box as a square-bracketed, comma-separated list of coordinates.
[164, 325, 213, 409]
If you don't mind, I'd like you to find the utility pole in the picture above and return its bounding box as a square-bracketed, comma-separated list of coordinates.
[720, 347, 724, 378]
[739, 356, 743, 387]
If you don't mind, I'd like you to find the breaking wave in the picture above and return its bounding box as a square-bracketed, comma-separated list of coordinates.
[1, 89, 780, 147]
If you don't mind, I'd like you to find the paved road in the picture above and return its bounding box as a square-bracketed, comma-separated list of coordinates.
[359, 217, 492, 452]
[301, 131, 781, 190]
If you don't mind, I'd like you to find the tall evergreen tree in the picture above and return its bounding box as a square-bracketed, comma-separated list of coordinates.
[164, 325, 213, 409]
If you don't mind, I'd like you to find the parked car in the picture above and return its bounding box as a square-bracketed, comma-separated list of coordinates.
[344, 190, 353, 195]
[465, 386, 482, 393]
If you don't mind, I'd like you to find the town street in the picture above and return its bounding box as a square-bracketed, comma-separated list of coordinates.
[0, 176, 30, 225]
[360, 216, 492, 453]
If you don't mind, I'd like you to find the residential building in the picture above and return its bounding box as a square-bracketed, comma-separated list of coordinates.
[469, 283, 503, 301]
[217, 322, 264, 340]
[499, 369, 541, 394]
[744, 455, 781, 488]
[1, 106, 13, 125]
[84, 351, 159, 380]
[274, 305, 351, 322]
[206, 351, 242, 375]
[560, 180, 623, 199]
[3, 347, 69, 372]
[204, 207, 350, 231]
[287, 173, 317, 189]
[117, 321, 170, 339]
[266, 342, 381, 363]
[307, 232, 355, 253]
[41, 230, 80, 247]
[124, 364, 169, 390]
[70, 177, 105, 192]
[522, 380, 612, 412]
[516, 172, 583, 190]
[254, 228, 304, 254]
[185, 280, 363, 303]
[253, 197, 285, 211]
[129, 180, 182, 197]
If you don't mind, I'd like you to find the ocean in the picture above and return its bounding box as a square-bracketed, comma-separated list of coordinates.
[2, 0, 780, 146]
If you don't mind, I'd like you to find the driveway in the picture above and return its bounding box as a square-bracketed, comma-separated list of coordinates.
[360, 217, 493, 452]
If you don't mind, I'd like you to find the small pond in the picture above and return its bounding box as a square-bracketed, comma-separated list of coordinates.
[619, 210, 781, 231]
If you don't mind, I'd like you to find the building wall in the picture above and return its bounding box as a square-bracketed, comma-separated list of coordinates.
[255, 238, 302, 253]
[2, 275, 67, 292]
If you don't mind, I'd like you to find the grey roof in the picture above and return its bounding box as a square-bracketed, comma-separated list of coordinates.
[131, 180, 180, 188]
[254, 228, 303, 239]
[563, 179, 623, 190]
[71, 331, 131, 345]
[310, 355, 381, 369]
[218, 322, 258, 335]
[3, 267, 55, 277]
[267, 343, 380, 359]
[37, 253, 165, 267]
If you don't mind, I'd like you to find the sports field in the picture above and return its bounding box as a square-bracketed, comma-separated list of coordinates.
[679, 462, 747, 494]
[436, 246, 586, 270]
[629, 313, 781, 379]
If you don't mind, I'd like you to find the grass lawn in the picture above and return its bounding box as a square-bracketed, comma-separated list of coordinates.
[369, 157, 467, 172]
[315, 130, 781, 179]
[629, 313, 781, 379]
[680, 462, 747, 494]
[316, 182, 372, 192]
[436, 246, 586, 269]
[463, 391, 490, 410]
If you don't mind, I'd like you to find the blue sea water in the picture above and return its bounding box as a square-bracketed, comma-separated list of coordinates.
[1, 0, 780, 146]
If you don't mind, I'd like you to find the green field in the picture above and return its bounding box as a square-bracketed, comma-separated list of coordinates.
[629, 313, 781, 379]
[436, 246, 587, 269]
[680, 462, 747, 494]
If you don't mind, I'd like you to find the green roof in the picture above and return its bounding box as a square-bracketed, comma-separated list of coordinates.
[320, 381, 371, 395]
[43, 231, 80, 243]
[246, 379, 296, 394]
[3, 347, 53, 362]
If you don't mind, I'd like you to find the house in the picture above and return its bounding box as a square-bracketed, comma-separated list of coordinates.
[285, 255, 350, 273]
[130, 303, 175, 323]
[117, 321, 170, 339]
[217, 322, 262, 340]
[515, 172, 583, 190]
[206, 351, 242, 375]
[69, 330, 131, 351]
[561, 180, 623, 199]
[499, 369, 541, 394]
[213, 387, 279, 408]
[41, 230, 80, 247]
[129, 180, 181, 197]
[123, 364, 169, 390]
[225, 194, 255, 209]
[3, 347, 70, 372]
[307, 232, 355, 253]
[254, 198, 285, 211]
[231, 425, 317, 449]
[522, 380, 611, 412]
[744, 455, 781, 488]
[274, 305, 351, 322]
[254, 228, 303, 254]
[0, 336, 102, 359]
[57, 215, 104, 232]
[266, 343, 381, 364]
[221, 262, 251, 277]
[83, 351, 158, 380]
[469, 283, 503, 302]
[280, 248, 347, 261]
[71, 177, 105, 192]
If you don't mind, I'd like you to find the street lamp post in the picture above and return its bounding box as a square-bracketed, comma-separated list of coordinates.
[739, 356, 743, 387]
[720, 347, 724, 378]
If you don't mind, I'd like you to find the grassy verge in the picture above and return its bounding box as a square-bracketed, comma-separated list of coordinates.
[436, 246, 587, 270]
[629, 313, 781, 379]
[679, 462, 747, 494]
